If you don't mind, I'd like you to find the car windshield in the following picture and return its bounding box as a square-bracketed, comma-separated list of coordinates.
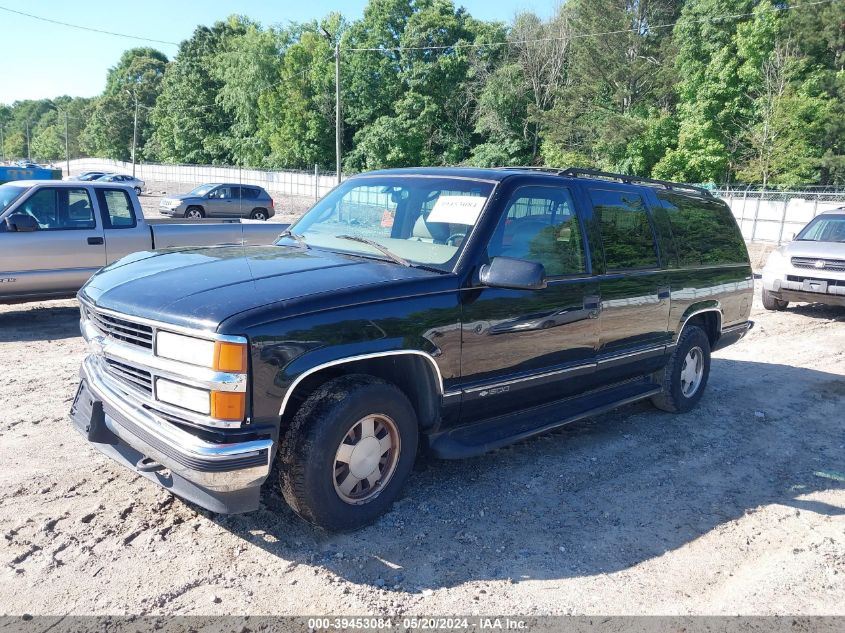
[0, 185, 27, 213]
[188, 184, 216, 196]
[796, 214, 845, 243]
[283, 176, 496, 269]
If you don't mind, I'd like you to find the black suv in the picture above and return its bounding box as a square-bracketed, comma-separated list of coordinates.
[72, 167, 753, 530]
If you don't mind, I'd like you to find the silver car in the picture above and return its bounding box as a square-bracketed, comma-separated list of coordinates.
[159, 183, 275, 220]
[96, 173, 145, 195]
[761, 208, 845, 309]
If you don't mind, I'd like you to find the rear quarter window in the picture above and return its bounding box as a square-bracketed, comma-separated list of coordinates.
[658, 192, 747, 266]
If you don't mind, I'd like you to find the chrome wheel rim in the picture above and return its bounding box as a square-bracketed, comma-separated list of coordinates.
[680, 346, 704, 398]
[253, 212, 266, 220]
[186, 210, 201, 218]
[333, 414, 400, 505]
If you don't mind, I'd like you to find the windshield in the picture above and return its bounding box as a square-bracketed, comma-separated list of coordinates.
[0, 185, 27, 213]
[188, 184, 216, 197]
[283, 176, 495, 269]
[796, 214, 845, 243]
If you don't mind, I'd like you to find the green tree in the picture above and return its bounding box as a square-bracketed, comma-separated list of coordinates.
[81, 48, 168, 161]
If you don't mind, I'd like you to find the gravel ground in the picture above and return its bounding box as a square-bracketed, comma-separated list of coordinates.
[1, 288, 843, 616]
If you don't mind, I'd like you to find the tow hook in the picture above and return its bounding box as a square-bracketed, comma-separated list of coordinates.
[136, 456, 165, 473]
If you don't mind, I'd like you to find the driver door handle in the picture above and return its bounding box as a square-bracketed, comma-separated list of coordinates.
[87, 237, 104, 245]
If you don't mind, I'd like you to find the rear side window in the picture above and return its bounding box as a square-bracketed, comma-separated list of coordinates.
[589, 189, 658, 270]
[19, 187, 96, 230]
[658, 192, 747, 266]
[243, 187, 260, 200]
[97, 189, 136, 228]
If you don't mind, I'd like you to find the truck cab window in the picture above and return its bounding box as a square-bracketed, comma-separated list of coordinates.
[20, 188, 95, 230]
[97, 189, 136, 228]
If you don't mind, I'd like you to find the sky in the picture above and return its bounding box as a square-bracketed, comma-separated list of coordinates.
[0, 0, 559, 105]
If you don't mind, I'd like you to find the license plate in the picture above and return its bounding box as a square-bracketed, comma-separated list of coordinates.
[802, 279, 828, 293]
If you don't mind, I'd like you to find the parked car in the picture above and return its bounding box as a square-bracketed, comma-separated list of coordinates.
[95, 173, 145, 195]
[0, 180, 286, 303]
[761, 207, 845, 309]
[71, 167, 753, 530]
[15, 160, 42, 169]
[159, 183, 275, 220]
[63, 171, 108, 182]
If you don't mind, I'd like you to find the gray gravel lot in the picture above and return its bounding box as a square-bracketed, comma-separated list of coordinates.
[1, 288, 843, 616]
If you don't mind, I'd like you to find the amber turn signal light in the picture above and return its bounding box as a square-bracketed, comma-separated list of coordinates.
[213, 341, 247, 373]
[210, 391, 246, 421]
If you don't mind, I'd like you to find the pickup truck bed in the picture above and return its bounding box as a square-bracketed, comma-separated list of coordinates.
[0, 180, 287, 303]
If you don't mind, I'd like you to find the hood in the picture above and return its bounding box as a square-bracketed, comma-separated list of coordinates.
[80, 245, 437, 332]
[781, 239, 845, 259]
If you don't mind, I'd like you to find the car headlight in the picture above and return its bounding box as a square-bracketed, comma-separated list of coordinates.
[155, 331, 247, 372]
[763, 249, 786, 272]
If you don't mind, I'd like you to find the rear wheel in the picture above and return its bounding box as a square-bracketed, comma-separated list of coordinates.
[185, 206, 204, 219]
[134, 186, 143, 195]
[762, 288, 788, 310]
[278, 375, 418, 531]
[651, 325, 711, 413]
[250, 208, 268, 221]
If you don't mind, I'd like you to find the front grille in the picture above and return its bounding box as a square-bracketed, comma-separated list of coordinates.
[786, 275, 845, 287]
[791, 257, 845, 272]
[84, 305, 153, 349]
[104, 358, 153, 395]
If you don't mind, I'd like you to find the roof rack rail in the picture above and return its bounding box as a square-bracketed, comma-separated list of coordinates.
[497, 166, 566, 175]
[557, 167, 712, 197]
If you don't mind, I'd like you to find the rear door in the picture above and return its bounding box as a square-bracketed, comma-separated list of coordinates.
[583, 185, 671, 384]
[95, 187, 149, 264]
[0, 186, 105, 298]
[459, 182, 600, 423]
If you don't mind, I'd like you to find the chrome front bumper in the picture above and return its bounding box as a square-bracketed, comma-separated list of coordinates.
[72, 355, 273, 512]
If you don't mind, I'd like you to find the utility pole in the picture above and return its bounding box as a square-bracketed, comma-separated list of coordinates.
[334, 40, 341, 184]
[0, 125, 5, 163]
[131, 91, 139, 178]
[321, 27, 342, 184]
[25, 120, 30, 161]
[63, 110, 70, 177]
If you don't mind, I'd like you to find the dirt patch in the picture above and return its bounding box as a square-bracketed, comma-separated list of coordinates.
[0, 289, 843, 615]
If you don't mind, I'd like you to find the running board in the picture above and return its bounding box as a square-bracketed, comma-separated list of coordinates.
[428, 379, 662, 459]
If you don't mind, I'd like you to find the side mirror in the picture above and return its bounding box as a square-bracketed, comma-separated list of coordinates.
[5, 213, 39, 232]
[479, 256, 547, 291]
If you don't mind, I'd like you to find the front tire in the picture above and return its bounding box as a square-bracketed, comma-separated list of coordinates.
[651, 325, 711, 413]
[278, 375, 418, 531]
[185, 206, 204, 219]
[762, 288, 788, 310]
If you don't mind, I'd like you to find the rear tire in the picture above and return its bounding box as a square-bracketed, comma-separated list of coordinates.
[762, 288, 788, 310]
[185, 206, 204, 219]
[250, 208, 268, 221]
[134, 186, 143, 195]
[278, 374, 418, 531]
[651, 325, 711, 413]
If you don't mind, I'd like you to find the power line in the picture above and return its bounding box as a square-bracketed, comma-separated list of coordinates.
[0, 4, 179, 46]
[345, 0, 836, 52]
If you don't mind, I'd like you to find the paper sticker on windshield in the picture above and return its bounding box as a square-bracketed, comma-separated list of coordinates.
[427, 196, 486, 225]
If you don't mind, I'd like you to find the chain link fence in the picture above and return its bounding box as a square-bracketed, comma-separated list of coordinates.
[714, 187, 845, 244]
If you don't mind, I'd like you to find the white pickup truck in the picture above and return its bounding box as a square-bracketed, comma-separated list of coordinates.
[0, 180, 287, 303]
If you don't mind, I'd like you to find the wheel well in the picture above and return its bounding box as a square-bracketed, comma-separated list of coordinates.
[279, 354, 441, 436]
[186, 204, 204, 213]
[683, 310, 721, 346]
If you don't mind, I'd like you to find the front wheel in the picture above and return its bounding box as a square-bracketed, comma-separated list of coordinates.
[185, 206, 204, 219]
[278, 375, 418, 531]
[762, 288, 789, 311]
[651, 325, 711, 413]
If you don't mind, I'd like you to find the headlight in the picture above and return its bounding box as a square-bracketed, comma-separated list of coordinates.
[156, 378, 210, 414]
[763, 249, 786, 272]
[156, 331, 247, 372]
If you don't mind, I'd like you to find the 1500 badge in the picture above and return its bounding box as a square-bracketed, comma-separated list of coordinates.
[479, 385, 510, 397]
[0, 277, 16, 283]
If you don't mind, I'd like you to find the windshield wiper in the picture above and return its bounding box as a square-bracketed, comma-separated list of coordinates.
[335, 234, 411, 267]
[278, 229, 309, 249]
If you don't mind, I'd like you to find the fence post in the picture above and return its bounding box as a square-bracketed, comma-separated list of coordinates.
[750, 190, 763, 242]
[776, 197, 789, 245]
[314, 164, 319, 201]
[812, 195, 820, 218]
